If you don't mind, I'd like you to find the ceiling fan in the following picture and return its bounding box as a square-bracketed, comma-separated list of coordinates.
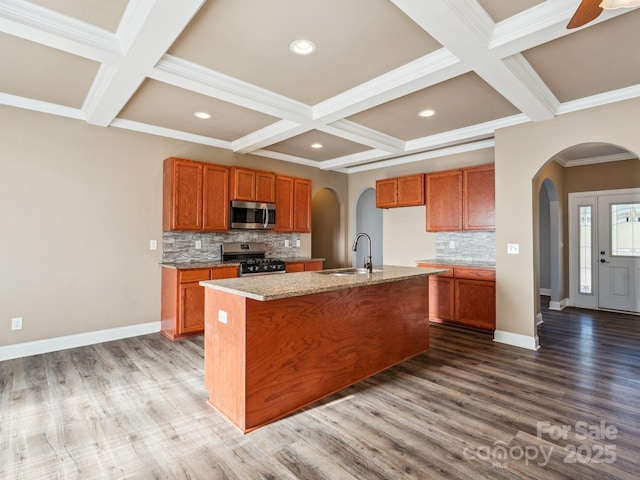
[567, 0, 640, 29]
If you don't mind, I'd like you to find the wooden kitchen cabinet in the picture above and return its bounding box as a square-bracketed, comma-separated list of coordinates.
[425, 170, 463, 231]
[285, 260, 324, 273]
[163, 157, 229, 231]
[463, 164, 495, 231]
[425, 164, 494, 232]
[428, 274, 455, 322]
[161, 265, 238, 340]
[376, 174, 424, 208]
[229, 167, 276, 203]
[417, 263, 495, 331]
[276, 175, 312, 233]
[455, 278, 496, 331]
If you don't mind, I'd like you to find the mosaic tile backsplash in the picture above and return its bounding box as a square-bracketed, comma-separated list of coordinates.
[435, 231, 496, 263]
[162, 231, 301, 263]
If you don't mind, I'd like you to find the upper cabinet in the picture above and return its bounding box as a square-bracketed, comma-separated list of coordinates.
[426, 164, 494, 232]
[425, 170, 463, 231]
[163, 157, 229, 231]
[463, 164, 495, 231]
[276, 175, 312, 233]
[376, 174, 425, 208]
[229, 167, 276, 203]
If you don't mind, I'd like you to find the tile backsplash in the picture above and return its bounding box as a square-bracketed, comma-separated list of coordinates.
[435, 231, 496, 263]
[162, 231, 301, 263]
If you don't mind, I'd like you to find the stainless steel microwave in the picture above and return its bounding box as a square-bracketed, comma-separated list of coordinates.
[230, 200, 276, 230]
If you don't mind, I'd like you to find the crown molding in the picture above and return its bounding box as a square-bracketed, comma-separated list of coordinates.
[556, 152, 638, 167]
[557, 84, 640, 115]
[0, 0, 121, 63]
[406, 114, 529, 153]
[0, 92, 84, 120]
[345, 139, 495, 174]
[110, 118, 232, 149]
[319, 149, 396, 171]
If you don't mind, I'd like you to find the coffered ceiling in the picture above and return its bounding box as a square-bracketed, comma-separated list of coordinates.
[1, 0, 639, 173]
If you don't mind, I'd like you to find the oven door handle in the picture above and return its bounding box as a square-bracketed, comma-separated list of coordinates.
[262, 204, 268, 229]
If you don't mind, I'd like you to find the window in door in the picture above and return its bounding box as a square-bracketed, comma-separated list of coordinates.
[579, 205, 593, 294]
[611, 203, 640, 257]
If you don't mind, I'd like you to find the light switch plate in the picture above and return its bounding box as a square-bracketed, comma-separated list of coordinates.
[149, 240, 157, 250]
[218, 310, 227, 324]
[285, 239, 290, 247]
[195, 240, 202, 249]
[507, 243, 520, 255]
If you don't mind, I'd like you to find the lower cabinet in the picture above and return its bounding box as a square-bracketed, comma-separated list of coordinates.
[161, 265, 238, 340]
[419, 263, 495, 331]
[285, 260, 324, 273]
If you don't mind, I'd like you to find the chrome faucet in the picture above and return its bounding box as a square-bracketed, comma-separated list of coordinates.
[352, 233, 373, 273]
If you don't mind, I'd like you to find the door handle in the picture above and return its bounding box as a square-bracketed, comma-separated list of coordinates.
[600, 259, 610, 263]
[262, 204, 268, 228]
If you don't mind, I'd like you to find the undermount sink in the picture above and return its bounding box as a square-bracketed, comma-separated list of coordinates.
[317, 267, 383, 276]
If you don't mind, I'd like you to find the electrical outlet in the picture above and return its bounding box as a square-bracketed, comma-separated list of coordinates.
[149, 240, 157, 250]
[11, 317, 23, 331]
[285, 239, 290, 247]
[296, 239, 300, 247]
[195, 240, 202, 249]
[449, 240, 455, 249]
[218, 310, 227, 324]
[507, 243, 520, 255]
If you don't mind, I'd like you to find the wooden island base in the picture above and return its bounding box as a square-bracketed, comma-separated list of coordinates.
[204, 275, 430, 433]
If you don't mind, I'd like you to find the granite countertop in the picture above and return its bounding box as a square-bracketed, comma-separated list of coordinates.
[161, 257, 325, 269]
[416, 258, 496, 269]
[161, 260, 240, 270]
[200, 265, 448, 301]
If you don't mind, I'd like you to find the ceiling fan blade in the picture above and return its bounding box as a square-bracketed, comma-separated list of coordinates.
[567, 0, 603, 28]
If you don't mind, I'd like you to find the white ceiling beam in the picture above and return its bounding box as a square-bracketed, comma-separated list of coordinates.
[83, 0, 205, 126]
[390, 0, 557, 122]
[490, 0, 633, 57]
[0, 0, 121, 64]
[224, 50, 467, 156]
[232, 120, 309, 154]
[150, 55, 311, 122]
[319, 120, 405, 154]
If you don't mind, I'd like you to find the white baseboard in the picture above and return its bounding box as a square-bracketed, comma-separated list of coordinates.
[493, 330, 540, 351]
[0, 321, 161, 361]
[548, 298, 569, 311]
[540, 288, 551, 296]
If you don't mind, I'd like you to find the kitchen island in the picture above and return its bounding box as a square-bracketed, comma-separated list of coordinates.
[200, 265, 448, 432]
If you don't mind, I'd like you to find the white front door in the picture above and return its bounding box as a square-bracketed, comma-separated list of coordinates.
[597, 192, 640, 313]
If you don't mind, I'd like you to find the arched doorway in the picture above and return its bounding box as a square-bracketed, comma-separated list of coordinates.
[311, 188, 343, 268]
[538, 178, 562, 315]
[353, 188, 383, 268]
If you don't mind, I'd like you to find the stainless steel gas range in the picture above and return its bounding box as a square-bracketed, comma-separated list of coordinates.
[221, 242, 286, 276]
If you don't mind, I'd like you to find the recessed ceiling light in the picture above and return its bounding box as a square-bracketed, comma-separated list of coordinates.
[418, 109, 436, 117]
[311, 143, 323, 149]
[290, 39, 316, 55]
[194, 111, 211, 119]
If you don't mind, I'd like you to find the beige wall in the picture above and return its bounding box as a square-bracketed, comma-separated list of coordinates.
[0, 105, 347, 347]
[348, 149, 495, 266]
[495, 97, 640, 346]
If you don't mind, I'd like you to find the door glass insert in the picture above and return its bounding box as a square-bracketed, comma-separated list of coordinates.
[579, 205, 592, 294]
[611, 203, 640, 257]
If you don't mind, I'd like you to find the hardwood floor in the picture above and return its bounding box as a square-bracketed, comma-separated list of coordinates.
[1, 302, 639, 479]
